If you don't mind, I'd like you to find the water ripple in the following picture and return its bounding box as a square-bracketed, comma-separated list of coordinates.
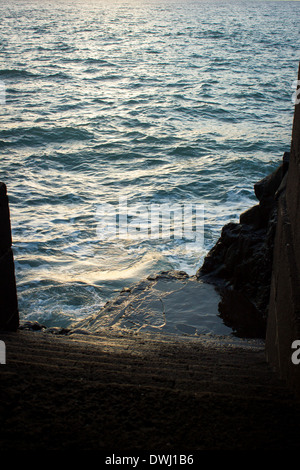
[0, 0, 298, 326]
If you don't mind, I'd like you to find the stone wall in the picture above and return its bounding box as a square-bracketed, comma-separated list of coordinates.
[266, 63, 300, 397]
[0, 182, 19, 331]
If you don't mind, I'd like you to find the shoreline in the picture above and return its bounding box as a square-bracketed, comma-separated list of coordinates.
[20, 158, 284, 341]
[15, 158, 286, 342]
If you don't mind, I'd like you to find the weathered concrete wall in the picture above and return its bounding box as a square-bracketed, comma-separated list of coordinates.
[266, 63, 300, 396]
[0, 182, 19, 331]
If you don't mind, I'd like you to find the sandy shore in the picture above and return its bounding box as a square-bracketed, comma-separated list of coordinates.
[1, 327, 300, 452]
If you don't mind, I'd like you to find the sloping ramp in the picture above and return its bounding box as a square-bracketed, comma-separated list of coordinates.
[0, 328, 299, 451]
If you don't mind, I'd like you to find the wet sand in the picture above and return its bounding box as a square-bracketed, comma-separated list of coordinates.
[1, 327, 300, 451]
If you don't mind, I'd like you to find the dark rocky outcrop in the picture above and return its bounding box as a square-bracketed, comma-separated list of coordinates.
[196, 153, 290, 338]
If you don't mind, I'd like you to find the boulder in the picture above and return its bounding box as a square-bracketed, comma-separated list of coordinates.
[196, 154, 289, 338]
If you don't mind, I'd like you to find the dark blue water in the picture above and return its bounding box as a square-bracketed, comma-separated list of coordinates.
[0, 0, 299, 327]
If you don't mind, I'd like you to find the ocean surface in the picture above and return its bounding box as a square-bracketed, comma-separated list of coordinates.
[0, 0, 299, 329]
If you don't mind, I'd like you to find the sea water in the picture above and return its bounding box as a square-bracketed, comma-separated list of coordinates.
[0, 0, 299, 328]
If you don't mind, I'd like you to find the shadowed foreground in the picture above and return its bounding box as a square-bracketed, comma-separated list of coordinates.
[1, 328, 300, 451]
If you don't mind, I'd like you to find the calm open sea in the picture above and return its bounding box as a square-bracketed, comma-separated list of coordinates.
[0, 0, 299, 327]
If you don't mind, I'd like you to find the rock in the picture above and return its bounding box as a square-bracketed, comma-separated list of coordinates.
[120, 287, 131, 293]
[254, 162, 286, 202]
[147, 270, 189, 281]
[239, 204, 261, 228]
[47, 327, 71, 335]
[218, 289, 266, 339]
[197, 154, 289, 338]
[19, 321, 46, 331]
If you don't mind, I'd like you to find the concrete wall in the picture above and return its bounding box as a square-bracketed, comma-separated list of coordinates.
[0, 182, 19, 331]
[266, 63, 300, 396]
